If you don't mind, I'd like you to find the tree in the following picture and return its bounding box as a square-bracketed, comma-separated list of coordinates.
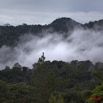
[57, 93, 64, 103]
[92, 69, 103, 82]
[0, 80, 11, 103]
[9, 82, 36, 103]
[49, 93, 57, 103]
[32, 62, 57, 103]
[38, 52, 46, 64]
[49, 92, 64, 103]
[86, 83, 103, 103]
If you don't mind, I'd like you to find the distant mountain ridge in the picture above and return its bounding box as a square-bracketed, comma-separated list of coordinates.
[47, 17, 82, 32]
[0, 17, 103, 47]
[84, 19, 103, 30]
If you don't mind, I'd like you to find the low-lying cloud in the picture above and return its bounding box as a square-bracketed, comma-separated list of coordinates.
[0, 28, 103, 69]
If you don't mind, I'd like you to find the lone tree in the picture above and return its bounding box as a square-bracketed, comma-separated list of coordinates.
[38, 52, 46, 63]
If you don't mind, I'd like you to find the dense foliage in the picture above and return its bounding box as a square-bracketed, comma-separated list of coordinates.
[0, 59, 103, 103]
[0, 17, 103, 47]
[0, 17, 103, 102]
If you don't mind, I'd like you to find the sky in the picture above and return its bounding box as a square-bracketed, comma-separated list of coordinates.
[0, 0, 103, 25]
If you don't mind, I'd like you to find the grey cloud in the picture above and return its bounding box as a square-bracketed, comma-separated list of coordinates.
[0, 11, 103, 25]
[0, 0, 68, 12]
[0, 0, 103, 25]
[0, 29, 103, 69]
[0, 0, 103, 12]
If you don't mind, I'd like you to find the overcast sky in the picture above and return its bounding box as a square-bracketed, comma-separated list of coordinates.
[0, 0, 103, 25]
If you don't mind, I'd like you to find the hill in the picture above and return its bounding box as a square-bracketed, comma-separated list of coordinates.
[0, 60, 103, 103]
[0, 17, 103, 47]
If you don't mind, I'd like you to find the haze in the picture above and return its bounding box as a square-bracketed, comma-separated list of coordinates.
[0, 0, 103, 25]
[0, 28, 103, 69]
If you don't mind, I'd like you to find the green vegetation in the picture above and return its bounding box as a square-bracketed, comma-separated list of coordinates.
[0, 59, 103, 103]
[0, 17, 102, 48]
[86, 68, 103, 103]
[0, 17, 103, 102]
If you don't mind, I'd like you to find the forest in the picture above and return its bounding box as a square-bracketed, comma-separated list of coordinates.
[0, 18, 103, 103]
[0, 53, 103, 103]
[0, 17, 103, 48]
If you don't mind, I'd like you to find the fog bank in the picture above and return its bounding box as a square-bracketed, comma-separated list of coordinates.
[0, 29, 103, 69]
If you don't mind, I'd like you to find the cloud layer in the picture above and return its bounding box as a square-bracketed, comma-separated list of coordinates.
[0, 29, 103, 69]
[0, 0, 103, 25]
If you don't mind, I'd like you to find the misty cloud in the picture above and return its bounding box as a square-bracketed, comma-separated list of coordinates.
[0, 11, 103, 25]
[0, 0, 103, 25]
[0, 0, 103, 12]
[0, 28, 103, 69]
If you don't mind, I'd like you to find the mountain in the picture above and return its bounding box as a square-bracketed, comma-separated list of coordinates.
[47, 17, 82, 32]
[0, 17, 103, 47]
[84, 19, 103, 30]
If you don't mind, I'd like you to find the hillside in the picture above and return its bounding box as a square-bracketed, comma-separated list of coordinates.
[0, 59, 103, 103]
[0, 17, 103, 102]
[0, 17, 103, 47]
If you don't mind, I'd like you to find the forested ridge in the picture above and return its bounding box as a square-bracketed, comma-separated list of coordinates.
[0, 17, 103, 47]
[0, 58, 103, 103]
[0, 17, 103, 103]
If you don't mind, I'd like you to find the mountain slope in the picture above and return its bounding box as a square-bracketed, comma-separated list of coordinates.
[47, 17, 82, 32]
[0, 17, 103, 47]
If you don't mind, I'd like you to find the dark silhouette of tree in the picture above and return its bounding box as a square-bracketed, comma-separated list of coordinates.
[38, 52, 46, 64]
